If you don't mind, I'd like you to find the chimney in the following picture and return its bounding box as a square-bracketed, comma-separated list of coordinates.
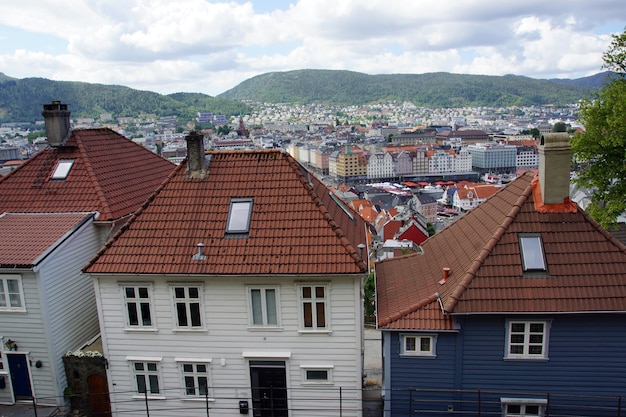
[185, 131, 209, 179]
[42, 101, 71, 147]
[439, 267, 451, 285]
[538, 133, 571, 205]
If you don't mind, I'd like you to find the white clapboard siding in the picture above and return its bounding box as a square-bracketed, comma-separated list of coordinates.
[96, 273, 364, 416]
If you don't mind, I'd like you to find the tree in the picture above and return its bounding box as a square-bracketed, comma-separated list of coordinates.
[571, 27, 626, 228]
[553, 121, 568, 132]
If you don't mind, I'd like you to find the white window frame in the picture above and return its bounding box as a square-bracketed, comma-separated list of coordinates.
[300, 364, 334, 385]
[400, 334, 437, 357]
[501, 397, 547, 417]
[226, 198, 253, 234]
[505, 320, 550, 360]
[297, 283, 331, 333]
[50, 159, 74, 180]
[0, 275, 26, 312]
[170, 284, 205, 331]
[176, 358, 213, 399]
[121, 284, 155, 330]
[128, 357, 163, 399]
[519, 234, 547, 272]
[247, 286, 281, 329]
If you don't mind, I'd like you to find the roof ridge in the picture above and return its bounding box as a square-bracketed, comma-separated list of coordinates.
[443, 174, 534, 313]
[285, 152, 366, 272]
[74, 131, 114, 220]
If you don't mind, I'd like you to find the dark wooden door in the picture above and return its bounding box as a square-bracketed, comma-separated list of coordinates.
[87, 374, 111, 417]
[250, 361, 288, 417]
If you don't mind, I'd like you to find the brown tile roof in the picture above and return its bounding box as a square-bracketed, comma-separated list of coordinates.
[376, 171, 626, 330]
[85, 150, 370, 275]
[0, 129, 175, 221]
[0, 212, 94, 267]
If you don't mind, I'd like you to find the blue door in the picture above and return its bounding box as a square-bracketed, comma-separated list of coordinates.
[8, 354, 32, 400]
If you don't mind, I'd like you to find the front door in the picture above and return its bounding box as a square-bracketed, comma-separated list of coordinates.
[250, 361, 288, 417]
[7, 354, 32, 400]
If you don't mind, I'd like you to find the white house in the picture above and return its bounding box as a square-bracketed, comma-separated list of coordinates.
[84, 134, 372, 417]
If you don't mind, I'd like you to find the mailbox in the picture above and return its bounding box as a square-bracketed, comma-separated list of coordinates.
[239, 400, 249, 414]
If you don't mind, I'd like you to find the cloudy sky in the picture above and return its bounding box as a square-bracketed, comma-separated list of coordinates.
[0, 0, 624, 97]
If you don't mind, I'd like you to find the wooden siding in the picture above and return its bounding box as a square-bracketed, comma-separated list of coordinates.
[94, 273, 363, 417]
[38, 220, 102, 405]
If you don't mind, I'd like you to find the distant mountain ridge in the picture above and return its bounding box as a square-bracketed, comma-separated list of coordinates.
[0, 70, 612, 123]
[218, 69, 611, 107]
[0, 75, 250, 123]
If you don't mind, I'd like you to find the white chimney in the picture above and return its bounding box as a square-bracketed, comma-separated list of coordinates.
[42, 101, 71, 147]
[538, 132, 571, 205]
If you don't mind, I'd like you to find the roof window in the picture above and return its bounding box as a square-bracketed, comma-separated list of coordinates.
[50, 159, 74, 180]
[226, 198, 253, 234]
[519, 234, 547, 272]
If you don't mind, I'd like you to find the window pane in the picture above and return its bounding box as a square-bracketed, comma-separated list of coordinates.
[405, 337, 416, 351]
[0, 294, 5, 307]
[511, 323, 525, 332]
[526, 405, 540, 415]
[177, 303, 188, 326]
[136, 375, 146, 393]
[9, 293, 21, 308]
[147, 363, 157, 372]
[302, 287, 311, 299]
[251, 289, 263, 325]
[510, 334, 524, 344]
[138, 287, 149, 298]
[510, 345, 524, 354]
[316, 302, 326, 327]
[228, 201, 252, 232]
[420, 337, 431, 352]
[315, 286, 325, 298]
[306, 370, 328, 380]
[175, 287, 185, 298]
[530, 323, 544, 332]
[140, 303, 152, 325]
[529, 334, 543, 344]
[197, 364, 207, 373]
[529, 345, 543, 355]
[198, 377, 208, 395]
[148, 375, 159, 393]
[126, 287, 136, 298]
[303, 302, 312, 327]
[189, 287, 199, 298]
[128, 303, 139, 326]
[190, 303, 202, 327]
[183, 364, 193, 372]
[507, 404, 521, 414]
[265, 289, 277, 325]
[185, 376, 195, 395]
[134, 363, 144, 371]
[520, 236, 546, 270]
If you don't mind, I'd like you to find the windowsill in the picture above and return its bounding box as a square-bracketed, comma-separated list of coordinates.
[504, 356, 549, 362]
[124, 327, 159, 333]
[181, 397, 216, 402]
[172, 328, 208, 333]
[0, 309, 27, 313]
[302, 382, 333, 386]
[298, 329, 332, 335]
[247, 326, 283, 332]
[400, 353, 437, 358]
[131, 395, 166, 400]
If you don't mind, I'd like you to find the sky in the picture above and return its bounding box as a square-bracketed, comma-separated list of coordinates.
[0, 0, 625, 97]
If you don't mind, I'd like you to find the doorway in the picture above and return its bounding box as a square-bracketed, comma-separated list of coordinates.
[249, 360, 288, 417]
[7, 353, 32, 400]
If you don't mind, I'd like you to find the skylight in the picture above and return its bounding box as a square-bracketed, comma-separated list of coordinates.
[50, 159, 75, 180]
[226, 198, 253, 234]
[519, 234, 547, 271]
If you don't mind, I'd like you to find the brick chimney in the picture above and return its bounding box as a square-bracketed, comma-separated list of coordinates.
[42, 101, 71, 147]
[185, 132, 209, 179]
[538, 132, 571, 205]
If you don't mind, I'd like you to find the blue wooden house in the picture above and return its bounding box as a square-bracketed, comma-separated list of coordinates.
[375, 134, 626, 417]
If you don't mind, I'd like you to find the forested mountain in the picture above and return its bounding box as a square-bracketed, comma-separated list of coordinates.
[0, 74, 250, 123]
[218, 69, 607, 107]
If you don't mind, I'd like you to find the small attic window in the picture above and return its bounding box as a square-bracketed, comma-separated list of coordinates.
[519, 234, 547, 271]
[226, 198, 253, 234]
[50, 159, 74, 180]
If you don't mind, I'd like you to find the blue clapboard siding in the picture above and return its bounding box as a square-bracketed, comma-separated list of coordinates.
[385, 313, 626, 416]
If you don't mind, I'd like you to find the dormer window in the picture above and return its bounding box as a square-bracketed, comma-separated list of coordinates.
[50, 159, 74, 180]
[519, 234, 547, 271]
[226, 198, 253, 234]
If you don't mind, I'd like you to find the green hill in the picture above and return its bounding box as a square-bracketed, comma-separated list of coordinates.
[218, 69, 603, 107]
[0, 74, 250, 123]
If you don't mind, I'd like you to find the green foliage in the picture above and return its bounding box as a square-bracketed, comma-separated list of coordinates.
[364, 272, 375, 324]
[0, 76, 250, 123]
[572, 29, 626, 228]
[553, 122, 568, 132]
[218, 69, 601, 107]
[427, 222, 436, 236]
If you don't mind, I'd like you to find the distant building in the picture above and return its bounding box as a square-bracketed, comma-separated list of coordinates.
[467, 142, 518, 174]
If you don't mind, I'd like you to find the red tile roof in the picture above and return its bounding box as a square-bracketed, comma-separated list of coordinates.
[376, 171, 626, 330]
[0, 129, 175, 221]
[0, 212, 94, 267]
[85, 150, 370, 275]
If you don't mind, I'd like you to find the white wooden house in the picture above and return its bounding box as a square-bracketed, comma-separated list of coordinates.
[84, 133, 372, 416]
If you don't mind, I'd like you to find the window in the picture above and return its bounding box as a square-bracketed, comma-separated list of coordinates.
[401, 334, 436, 356]
[501, 398, 547, 417]
[248, 287, 279, 327]
[506, 320, 549, 359]
[301, 365, 333, 384]
[519, 235, 547, 271]
[50, 159, 74, 180]
[131, 360, 161, 395]
[172, 285, 203, 329]
[179, 362, 211, 397]
[226, 198, 253, 233]
[123, 285, 153, 328]
[0, 275, 25, 312]
[298, 284, 329, 331]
